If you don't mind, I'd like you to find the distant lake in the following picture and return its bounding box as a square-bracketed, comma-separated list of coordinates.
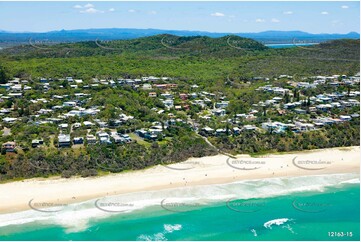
[265, 43, 319, 49]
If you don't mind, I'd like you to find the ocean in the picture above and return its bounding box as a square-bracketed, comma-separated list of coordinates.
[266, 43, 319, 49]
[0, 173, 359, 241]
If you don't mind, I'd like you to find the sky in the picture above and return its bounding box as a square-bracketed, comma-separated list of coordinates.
[0, 1, 359, 34]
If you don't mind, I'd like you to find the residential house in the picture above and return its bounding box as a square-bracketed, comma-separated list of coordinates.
[86, 134, 97, 144]
[58, 134, 71, 147]
[149, 92, 157, 98]
[2, 141, 16, 152]
[201, 127, 215, 135]
[31, 139, 44, 148]
[97, 132, 111, 144]
[73, 137, 84, 145]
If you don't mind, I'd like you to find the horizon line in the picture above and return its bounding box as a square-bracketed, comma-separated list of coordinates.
[0, 27, 360, 36]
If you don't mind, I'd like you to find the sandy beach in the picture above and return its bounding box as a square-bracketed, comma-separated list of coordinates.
[0, 146, 359, 214]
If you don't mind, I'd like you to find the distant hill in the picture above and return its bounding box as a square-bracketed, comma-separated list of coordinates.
[0, 28, 359, 47]
[0, 34, 269, 58]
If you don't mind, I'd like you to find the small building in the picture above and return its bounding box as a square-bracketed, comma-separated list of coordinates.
[63, 101, 77, 107]
[294, 122, 315, 132]
[216, 128, 227, 136]
[73, 137, 84, 145]
[213, 109, 226, 117]
[72, 123, 81, 129]
[121, 134, 132, 143]
[215, 101, 229, 109]
[243, 125, 257, 131]
[58, 134, 71, 147]
[2, 141, 16, 152]
[2, 117, 18, 124]
[149, 92, 157, 98]
[86, 134, 97, 144]
[97, 132, 111, 144]
[31, 139, 44, 148]
[340, 115, 352, 121]
[201, 127, 215, 135]
[59, 123, 69, 129]
[179, 93, 188, 100]
[233, 127, 241, 135]
[294, 108, 307, 114]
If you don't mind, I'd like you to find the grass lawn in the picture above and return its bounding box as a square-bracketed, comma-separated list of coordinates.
[128, 133, 151, 148]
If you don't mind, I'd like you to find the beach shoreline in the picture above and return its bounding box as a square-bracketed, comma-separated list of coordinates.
[0, 146, 359, 214]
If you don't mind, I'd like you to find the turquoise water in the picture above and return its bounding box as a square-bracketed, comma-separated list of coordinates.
[266, 43, 319, 49]
[0, 174, 359, 241]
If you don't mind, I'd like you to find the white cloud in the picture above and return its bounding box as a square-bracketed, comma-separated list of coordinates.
[283, 11, 293, 15]
[73, 5, 83, 9]
[271, 18, 280, 23]
[211, 12, 225, 17]
[148, 10, 157, 15]
[80, 8, 104, 14]
[255, 18, 265, 23]
[128, 9, 136, 13]
[109, 8, 115, 12]
[341, 5, 349, 9]
[84, 3, 94, 8]
[321, 11, 329, 15]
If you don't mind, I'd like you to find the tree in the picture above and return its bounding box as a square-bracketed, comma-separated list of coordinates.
[0, 65, 7, 84]
[284, 92, 290, 103]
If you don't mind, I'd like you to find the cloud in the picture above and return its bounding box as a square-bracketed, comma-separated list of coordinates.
[75, 3, 104, 14]
[341, 5, 349, 9]
[148, 10, 157, 15]
[80, 8, 104, 14]
[211, 12, 225, 17]
[109, 8, 115, 12]
[128, 9, 136, 13]
[255, 18, 265, 23]
[271, 18, 280, 23]
[283, 11, 293, 15]
[321, 11, 329, 15]
[84, 3, 94, 8]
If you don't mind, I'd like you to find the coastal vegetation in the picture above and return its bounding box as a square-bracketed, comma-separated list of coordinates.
[0, 35, 359, 181]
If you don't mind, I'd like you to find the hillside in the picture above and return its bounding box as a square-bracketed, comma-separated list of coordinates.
[0, 35, 359, 81]
[0, 28, 359, 47]
[0, 34, 267, 58]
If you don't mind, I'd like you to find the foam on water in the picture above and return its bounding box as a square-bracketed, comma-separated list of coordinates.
[264, 218, 290, 229]
[0, 173, 358, 233]
[340, 178, 360, 184]
[136, 224, 182, 241]
[250, 229, 258, 237]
